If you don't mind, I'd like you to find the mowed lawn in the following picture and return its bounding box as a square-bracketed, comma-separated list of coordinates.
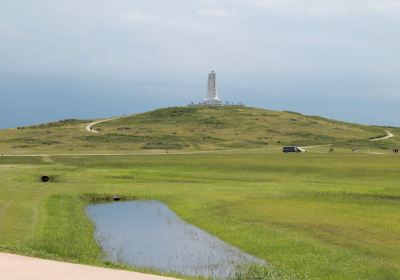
[0, 152, 399, 279]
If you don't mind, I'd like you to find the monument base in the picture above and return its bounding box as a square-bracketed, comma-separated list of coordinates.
[203, 98, 222, 105]
[188, 101, 245, 107]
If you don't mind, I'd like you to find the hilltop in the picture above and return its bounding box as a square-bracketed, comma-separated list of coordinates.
[0, 106, 398, 154]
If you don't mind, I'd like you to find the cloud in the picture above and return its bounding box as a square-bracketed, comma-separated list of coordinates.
[197, 9, 235, 18]
[0, 0, 399, 126]
[120, 12, 156, 23]
[0, 23, 28, 39]
[242, 0, 400, 15]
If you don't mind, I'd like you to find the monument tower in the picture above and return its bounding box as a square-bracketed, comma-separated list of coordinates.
[188, 70, 244, 107]
[204, 71, 221, 105]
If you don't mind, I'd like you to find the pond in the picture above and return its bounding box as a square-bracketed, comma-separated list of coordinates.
[86, 201, 266, 279]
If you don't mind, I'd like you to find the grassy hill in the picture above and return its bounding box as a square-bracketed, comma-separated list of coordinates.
[0, 106, 398, 154]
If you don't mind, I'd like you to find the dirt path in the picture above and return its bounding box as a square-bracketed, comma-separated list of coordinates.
[85, 116, 125, 133]
[0, 253, 178, 280]
[1, 147, 283, 157]
[300, 131, 395, 152]
[370, 131, 394, 141]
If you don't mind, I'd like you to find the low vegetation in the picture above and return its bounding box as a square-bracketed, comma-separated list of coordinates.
[0, 106, 399, 154]
[0, 106, 399, 279]
[1, 152, 400, 279]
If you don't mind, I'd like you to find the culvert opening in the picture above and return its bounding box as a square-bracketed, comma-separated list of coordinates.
[113, 196, 121, 201]
[41, 176, 50, 182]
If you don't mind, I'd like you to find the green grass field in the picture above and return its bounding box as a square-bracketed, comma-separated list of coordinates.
[1, 151, 399, 280]
[0, 107, 399, 279]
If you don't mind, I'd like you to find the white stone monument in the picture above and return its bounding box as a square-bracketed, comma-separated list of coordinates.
[187, 71, 244, 107]
[204, 71, 221, 105]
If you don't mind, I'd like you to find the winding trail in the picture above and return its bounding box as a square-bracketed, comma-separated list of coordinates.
[85, 116, 125, 133]
[0, 253, 178, 280]
[301, 131, 395, 151]
[370, 131, 394, 141]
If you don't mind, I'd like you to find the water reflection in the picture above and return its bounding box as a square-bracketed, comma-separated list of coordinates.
[86, 201, 266, 279]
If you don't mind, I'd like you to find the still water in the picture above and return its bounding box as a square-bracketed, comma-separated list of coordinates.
[86, 201, 266, 279]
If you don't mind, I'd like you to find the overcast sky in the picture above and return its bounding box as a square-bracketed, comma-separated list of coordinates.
[1, 0, 400, 128]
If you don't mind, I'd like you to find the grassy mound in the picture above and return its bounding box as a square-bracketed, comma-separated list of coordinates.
[0, 106, 398, 154]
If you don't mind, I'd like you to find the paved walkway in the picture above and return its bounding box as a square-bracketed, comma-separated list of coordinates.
[370, 131, 394, 141]
[0, 253, 179, 280]
[85, 116, 125, 133]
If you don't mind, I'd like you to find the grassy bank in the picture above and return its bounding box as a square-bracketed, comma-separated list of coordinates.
[0, 151, 399, 279]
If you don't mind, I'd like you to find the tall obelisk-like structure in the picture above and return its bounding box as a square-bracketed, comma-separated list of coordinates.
[205, 71, 221, 104]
